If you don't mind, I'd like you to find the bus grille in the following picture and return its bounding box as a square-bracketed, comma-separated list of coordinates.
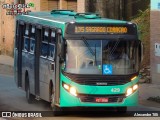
[62, 72, 135, 86]
[78, 94, 125, 103]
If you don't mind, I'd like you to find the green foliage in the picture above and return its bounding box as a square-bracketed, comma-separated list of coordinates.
[132, 8, 150, 41]
[132, 8, 150, 67]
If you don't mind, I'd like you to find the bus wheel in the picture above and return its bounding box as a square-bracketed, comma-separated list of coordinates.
[50, 90, 54, 108]
[26, 76, 33, 104]
[53, 105, 64, 116]
[116, 107, 127, 113]
[50, 91, 63, 116]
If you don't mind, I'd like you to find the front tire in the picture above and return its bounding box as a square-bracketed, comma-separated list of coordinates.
[50, 88, 63, 116]
[53, 105, 64, 116]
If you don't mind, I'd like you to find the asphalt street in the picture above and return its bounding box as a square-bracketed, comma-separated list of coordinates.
[0, 74, 160, 119]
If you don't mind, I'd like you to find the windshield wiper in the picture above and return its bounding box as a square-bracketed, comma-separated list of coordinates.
[95, 44, 97, 65]
[83, 40, 95, 56]
[108, 38, 120, 60]
[82, 39, 97, 66]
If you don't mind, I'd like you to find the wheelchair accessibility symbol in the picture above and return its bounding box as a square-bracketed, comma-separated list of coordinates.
[103, 64, 113, 75]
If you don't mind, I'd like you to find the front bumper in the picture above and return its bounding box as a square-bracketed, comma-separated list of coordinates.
[60, 86, 138, 107]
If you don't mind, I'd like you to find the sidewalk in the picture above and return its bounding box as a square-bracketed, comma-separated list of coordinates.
[0, 55, 14, 76]
[139, 83, 160, 108]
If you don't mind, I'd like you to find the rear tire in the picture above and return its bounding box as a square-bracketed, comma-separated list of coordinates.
[116, 107, 127, 113]
[26, 75, 33, 104]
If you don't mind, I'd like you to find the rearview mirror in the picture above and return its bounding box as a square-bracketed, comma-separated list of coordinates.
[57, 31, 65, 63]
[138, 40, 144, 63]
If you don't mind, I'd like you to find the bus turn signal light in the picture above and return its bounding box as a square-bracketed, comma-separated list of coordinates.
[126, 84, 138, 97]
[133, 84, 138, 91]
[131, 76, 137, 81]
[69, 87, 77, 96]
[63, 82, 77, 97]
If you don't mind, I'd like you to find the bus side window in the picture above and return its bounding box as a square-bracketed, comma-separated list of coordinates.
[44, 29, 49, 42]
[23, 24, 30, 51]
[30, 39, 35, 53]
[41, 28, 49, 57]
[48, 30, 55, 60]
[50, 31, 56, 44]
[48, 44, 55, 60]
[30, 26, 36, 39]
[41, 43, 48, 57]
[30, 25, 36, 53]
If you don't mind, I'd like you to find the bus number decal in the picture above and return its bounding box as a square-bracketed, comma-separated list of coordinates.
[111, 88, 120, 93]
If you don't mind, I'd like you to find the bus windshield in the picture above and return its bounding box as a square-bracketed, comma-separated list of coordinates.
[65, 39, 140, 75]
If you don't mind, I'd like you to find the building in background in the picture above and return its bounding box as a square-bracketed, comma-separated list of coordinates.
[0, 0, 86, 56]
[0, 0, 149, 56]
[151, 0, 160, 84]
[0, 0, 15, 55]
[25, 0, 86, 12]
[87, 0, 149, 20]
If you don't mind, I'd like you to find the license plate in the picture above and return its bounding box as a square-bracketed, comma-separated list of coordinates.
[95, 98, 109, 103]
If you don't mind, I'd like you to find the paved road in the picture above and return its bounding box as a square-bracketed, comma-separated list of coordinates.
[0, 74, 160, 119]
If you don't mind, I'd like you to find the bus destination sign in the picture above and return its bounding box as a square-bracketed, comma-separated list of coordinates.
[66, 23, 137, 35]
[75, 26, 128, 34]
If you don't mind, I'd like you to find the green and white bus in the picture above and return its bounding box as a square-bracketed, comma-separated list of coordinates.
[14, 10, 143, 114]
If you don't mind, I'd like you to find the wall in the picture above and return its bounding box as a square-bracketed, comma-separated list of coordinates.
[0, 0, 15, 56]
[86, 0, 149, 20]
[26, 0, 40, 11]
[0, 0, 86, 56]
[150, 0, 160, 84]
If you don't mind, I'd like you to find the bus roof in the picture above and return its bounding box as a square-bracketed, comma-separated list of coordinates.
[17, 10, 129, 25]
[17, 10, 137, 39]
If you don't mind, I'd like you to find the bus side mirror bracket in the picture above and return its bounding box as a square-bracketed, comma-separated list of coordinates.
[141, 42, 144, 62]
[139, 40, 144, 63]
[57, 29, 65, 63]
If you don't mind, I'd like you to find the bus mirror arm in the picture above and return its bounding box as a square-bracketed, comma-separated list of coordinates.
[138, 40, 144, 63]
[141, 43, 144, 63]
[58, 43, 65, 64]
[61, 42, 65, 59]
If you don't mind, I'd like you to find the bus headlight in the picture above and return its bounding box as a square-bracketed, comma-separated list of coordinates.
[69, 87, 77, 96]
[62, 82, 77, 97]
[133, 84, 138, 91]
[126, 84, 138, 97]
[126, 88, 133, 97]
[63, 83, 70, 90]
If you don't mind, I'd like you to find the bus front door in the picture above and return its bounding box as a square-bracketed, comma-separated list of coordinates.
[16, 22, 24, 88]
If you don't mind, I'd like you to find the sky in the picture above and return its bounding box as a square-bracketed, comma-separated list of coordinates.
[151, 0, 160, 10]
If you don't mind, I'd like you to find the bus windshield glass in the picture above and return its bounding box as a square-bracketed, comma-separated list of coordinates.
[65, 40, 140, 75]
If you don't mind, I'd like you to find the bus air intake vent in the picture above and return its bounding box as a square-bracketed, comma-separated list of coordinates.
[62, 72, 135, 86]
[74, 13, 101, 19]
[51, 10, 76, 16]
